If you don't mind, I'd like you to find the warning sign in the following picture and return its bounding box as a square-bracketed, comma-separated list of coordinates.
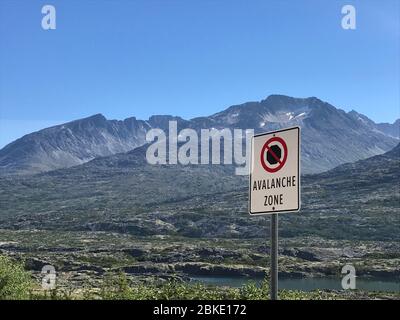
[249, 127, 300, 215]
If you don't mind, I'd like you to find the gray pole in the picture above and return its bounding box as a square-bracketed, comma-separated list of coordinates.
[270, 213, 278, 300]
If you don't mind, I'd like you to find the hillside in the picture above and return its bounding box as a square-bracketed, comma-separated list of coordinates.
[0, 140, 398, 241]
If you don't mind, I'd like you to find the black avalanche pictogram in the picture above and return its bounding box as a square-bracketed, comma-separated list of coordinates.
[267, 145, 282, 165]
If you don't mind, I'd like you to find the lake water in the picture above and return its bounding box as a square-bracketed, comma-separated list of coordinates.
[190, 276, 400, 293]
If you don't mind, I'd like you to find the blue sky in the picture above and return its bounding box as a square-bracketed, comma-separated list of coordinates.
[0, 0, 399, 147]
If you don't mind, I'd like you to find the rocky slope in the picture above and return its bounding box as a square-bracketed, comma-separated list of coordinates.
[348, 111, 399, 138]
[0, 134, 398, 241]
[0, 114, 150, 175]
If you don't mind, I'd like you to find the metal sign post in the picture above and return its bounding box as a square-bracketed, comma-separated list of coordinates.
[270, 213, 278, 300]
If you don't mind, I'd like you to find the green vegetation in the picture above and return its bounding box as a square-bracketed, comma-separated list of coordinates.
[0, 255, 33, 300]
[96, 273, 271, 300]
[0, 256, 398, 300]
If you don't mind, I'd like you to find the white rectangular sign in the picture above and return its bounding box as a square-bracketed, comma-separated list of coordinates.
[249, 127, 300, 215]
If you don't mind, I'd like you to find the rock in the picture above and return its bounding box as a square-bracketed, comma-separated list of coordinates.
[25, 257, 50, 271]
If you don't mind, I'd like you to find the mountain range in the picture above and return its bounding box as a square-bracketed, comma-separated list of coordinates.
[1, 94, 398, 288]
[0, 95, 398, 175]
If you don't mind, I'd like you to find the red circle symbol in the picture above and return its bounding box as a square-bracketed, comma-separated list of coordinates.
[260, 136, 288, 173]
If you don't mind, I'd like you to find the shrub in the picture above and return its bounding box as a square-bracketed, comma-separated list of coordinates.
[0, 255, 33, 300]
